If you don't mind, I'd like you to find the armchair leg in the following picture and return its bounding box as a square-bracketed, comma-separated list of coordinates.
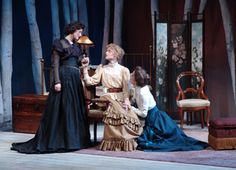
[200, 111, 204, 128]
[187, 113, 190, 125]
[179, 108, 184, 129]
[190, 112, 193, 125]
[206, 107, 211, 127]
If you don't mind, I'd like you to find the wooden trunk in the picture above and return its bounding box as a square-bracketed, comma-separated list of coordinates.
[12, 94, 48, 134]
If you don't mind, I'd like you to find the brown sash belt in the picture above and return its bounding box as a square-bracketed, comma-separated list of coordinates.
[107, 88, 123, 93]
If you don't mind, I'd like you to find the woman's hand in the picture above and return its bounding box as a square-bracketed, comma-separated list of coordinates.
[123, 98, 131, 111]
[54, 83, 61, 92]
[81, 57, 90, 67]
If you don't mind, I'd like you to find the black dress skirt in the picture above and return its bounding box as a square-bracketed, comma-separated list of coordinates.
[11, 39, 91, 153]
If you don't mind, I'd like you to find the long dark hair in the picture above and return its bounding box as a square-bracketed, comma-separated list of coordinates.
[63, 21, 85, 35]
[134, 66, 150, 87]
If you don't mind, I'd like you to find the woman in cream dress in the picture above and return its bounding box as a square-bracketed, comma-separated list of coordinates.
[82, 43, 142, 151]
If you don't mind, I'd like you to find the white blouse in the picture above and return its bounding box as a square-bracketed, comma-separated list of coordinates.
[131, 85, 156, 118]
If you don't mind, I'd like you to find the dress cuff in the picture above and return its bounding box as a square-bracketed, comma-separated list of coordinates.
[83, 72, 90, 80]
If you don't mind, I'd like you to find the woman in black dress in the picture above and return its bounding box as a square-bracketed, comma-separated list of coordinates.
[11, 21, 91, 154]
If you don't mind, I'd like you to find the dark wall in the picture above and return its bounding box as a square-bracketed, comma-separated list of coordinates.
[13, 0, 35, 95]
[87, 0, 104, 65]
[204, 0, 236, 117]
[123, 0, 152, 53]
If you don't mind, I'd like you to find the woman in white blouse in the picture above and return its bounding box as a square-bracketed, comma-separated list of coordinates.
[130, 66, 208, 151]
[82, 44, 142, 151]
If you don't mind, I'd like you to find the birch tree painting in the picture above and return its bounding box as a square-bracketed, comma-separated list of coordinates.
[25, 0, 45, 94]
[62, 0, 71, 24]
[219, 0, 236, 103]
[101, 0, 111, 64]
[69, 0, 78, 22]
[0, 0, 13, 128]
[113, 0, 124, 47]
[51, 0, 60, 40]
[78, 0, 89, 35]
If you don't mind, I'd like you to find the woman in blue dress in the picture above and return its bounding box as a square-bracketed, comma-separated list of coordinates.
[11, 22, 91, 153]
[130, 66, 208, 151]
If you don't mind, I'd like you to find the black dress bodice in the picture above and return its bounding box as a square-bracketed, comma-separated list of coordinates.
[51, 39, 83, 84]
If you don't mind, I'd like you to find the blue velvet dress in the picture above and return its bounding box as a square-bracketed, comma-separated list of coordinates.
[11, 39, 91, 153]
[137, 106, 209, 151]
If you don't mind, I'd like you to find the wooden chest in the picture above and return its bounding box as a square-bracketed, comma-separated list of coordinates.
[12, 94, 48, 134]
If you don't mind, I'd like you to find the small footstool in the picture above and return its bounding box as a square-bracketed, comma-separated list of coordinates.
[208, 117, 236, 150]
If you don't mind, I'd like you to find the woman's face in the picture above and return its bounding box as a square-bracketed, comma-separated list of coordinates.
[72, 29, 83, 41]
[105, 48, 117, 62]
[130, 71, 136, 86]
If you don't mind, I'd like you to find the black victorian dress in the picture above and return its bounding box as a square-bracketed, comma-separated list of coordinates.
[11, 39, 91, 153]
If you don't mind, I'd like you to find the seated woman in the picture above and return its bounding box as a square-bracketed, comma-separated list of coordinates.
[130, 66, 209, 151]
[82, 43, 142, 151]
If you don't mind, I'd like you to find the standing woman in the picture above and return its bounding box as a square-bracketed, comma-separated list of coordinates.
[11, 22, 91, 153]
[130, 66, 208, 151]
[82, 43, 142, 151]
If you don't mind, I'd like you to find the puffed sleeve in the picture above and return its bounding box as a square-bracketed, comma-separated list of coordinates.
[83, 64, 103, 86]
[122, 67, 130, 99]
[131, 93, 149, 118]
[51, 39, 62, 84]
[52, 39, 63, 53]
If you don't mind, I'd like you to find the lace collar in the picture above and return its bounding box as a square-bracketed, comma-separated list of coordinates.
[107, 61, 119, 68]
[64, 38, 74, 45]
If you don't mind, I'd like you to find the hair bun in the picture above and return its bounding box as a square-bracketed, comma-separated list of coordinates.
[134, 66, 150, 87]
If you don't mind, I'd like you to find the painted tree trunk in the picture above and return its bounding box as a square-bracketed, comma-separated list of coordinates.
[198, 0, 207, 18]
[25, 0, 45, 94]
[101, 0, 110, 64]
[63, 0, 71, 24]
[113, 0, 124, 47]
[0, 75, 3, 127]
[219, 0, 236, 103]
[150, 0, 159, 72]
[150, 0, 159, 38]
[78, 0, 88, 35]
[0, 0, 12, 128]
[69, 0, 78, 22]
[183, 0, 192, 20]
[51, 0, 60, 40]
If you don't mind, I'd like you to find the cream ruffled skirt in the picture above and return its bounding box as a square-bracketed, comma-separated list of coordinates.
[99, 95, 142, 151]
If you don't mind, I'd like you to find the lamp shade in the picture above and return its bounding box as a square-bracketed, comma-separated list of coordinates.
[77, 35, 94, 45]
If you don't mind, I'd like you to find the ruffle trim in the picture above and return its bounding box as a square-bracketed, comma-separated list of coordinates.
[103, 105, 141, 133]
[208, 134, 236, 150]
[99, 139, 137, 151]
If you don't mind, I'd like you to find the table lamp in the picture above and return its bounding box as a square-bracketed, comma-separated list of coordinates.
[77, 35, 94, 57]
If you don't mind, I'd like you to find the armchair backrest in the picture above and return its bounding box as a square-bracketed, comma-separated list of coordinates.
[176, 71, 208, 101]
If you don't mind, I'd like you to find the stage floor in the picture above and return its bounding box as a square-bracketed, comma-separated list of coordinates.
[0, 124, 233, 170]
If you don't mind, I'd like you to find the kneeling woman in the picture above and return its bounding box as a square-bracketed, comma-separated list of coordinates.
[130, 66, 208, 151]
